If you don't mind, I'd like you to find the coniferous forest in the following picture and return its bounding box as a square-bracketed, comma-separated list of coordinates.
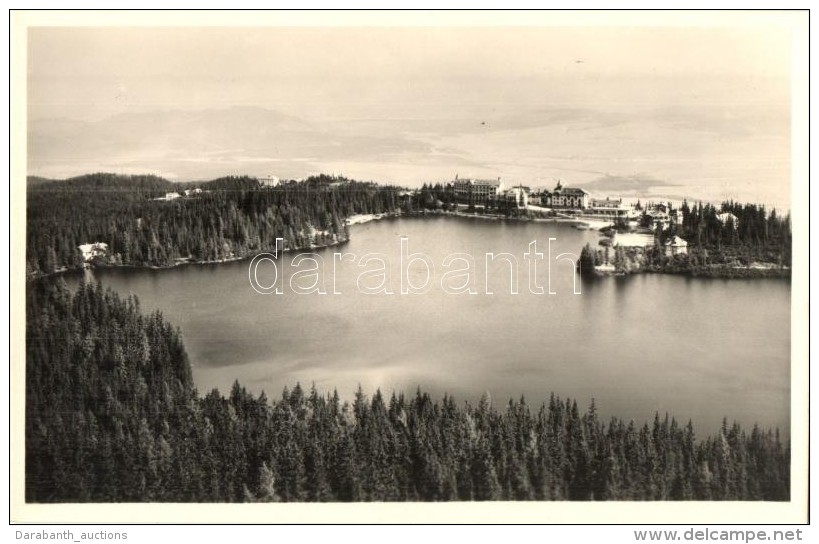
[578, 200, 791, 278]
[26, 280, 790, 502]
[24, 174, 791, 503]
[26, 173, 400, 277]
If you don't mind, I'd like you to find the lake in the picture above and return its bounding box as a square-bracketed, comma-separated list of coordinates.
[71, 216, 791, 435]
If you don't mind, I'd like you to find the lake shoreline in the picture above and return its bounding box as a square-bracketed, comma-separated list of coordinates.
[404, 207, 597, 227]
[590, 266, 791, 280]
[32, 209, 787, 281]
[55, 216, 791, 440]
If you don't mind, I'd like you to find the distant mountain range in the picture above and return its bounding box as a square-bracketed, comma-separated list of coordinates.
[28, 106, 444, 182]
[26, 105, 791, 211]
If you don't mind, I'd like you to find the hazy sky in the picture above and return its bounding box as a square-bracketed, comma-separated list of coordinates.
[29, 26, 790, 120]
[27, 23, 797, 209]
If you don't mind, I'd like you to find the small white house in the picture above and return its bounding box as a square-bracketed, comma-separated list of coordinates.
[78, 242, 108, 262]
[664, 236, 688, 257]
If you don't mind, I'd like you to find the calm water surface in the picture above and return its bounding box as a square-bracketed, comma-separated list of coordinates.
[71, 217, 791, 435]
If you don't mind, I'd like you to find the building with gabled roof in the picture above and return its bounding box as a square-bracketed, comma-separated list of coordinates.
[543, 181, 589, 209]
[717, 212, 739, 229]
[664, 236, 688, 257]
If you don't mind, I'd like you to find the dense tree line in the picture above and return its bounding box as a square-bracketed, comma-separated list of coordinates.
[26, 280, 789, 502]
[404, 183, 457, 213]
[26, 173, 400, 277]
[675, 200, 791, 267]
[580, 200, 791, 277]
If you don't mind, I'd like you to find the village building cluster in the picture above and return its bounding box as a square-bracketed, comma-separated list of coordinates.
[447, 175, 692, 257]
[450, 176, 635, 219]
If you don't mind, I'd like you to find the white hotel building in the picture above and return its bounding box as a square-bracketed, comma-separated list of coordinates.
[452, 176, 504, 203]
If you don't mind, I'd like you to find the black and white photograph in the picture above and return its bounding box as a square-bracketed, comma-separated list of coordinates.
[10, 9, 809, 525]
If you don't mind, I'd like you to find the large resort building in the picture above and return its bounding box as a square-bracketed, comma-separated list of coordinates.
[450, 176, 639, 221]
[583, 197, 636, 220]
[543, 181, 590, 209]
[451, 176, 534, 210]
[453, 176, 504, 202]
